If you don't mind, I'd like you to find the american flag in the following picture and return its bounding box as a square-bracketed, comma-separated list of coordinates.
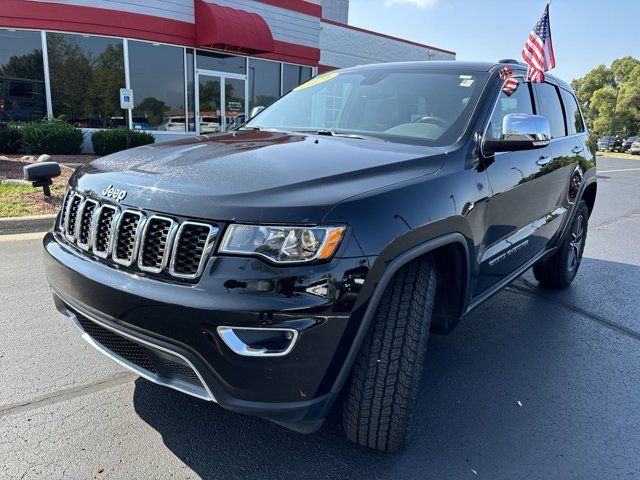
[521, 3, 556, 83]
[499, 66, 519, 96]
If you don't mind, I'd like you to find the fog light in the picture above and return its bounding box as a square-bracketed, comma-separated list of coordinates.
[217, 326, 298, 357]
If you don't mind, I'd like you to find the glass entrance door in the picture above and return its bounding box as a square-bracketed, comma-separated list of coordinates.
[197, 72, 246, 133]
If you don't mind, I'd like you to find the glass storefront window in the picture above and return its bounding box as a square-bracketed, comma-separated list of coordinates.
[47, 33, 125, 128]
[248, 59, 280, 116]
[128, 41, 185, 131]
[196, 51, 246, 75]
[282, 64, 313, 94]
[186, 49, 196, 132]
[0, 29, 46, 125]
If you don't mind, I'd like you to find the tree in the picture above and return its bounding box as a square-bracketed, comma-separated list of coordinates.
[572, 57, 640, 137]
[135, 97, 167, 127]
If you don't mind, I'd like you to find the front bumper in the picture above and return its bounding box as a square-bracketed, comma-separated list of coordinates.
[44, 231, 371, 432]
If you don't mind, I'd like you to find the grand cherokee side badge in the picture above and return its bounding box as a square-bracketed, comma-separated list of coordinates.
[101, 185, 127, 202]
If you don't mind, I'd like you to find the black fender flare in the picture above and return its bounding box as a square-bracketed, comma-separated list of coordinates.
[329, 232, 470, 395]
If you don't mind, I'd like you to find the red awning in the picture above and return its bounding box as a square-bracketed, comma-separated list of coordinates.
[195, 0, 275, 54]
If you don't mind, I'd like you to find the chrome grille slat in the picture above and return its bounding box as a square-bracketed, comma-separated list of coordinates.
[76, 199, 98, 251]
[92, 205, 119, 258]
[59, 189, 217, 280]
[169, 222, 218, 280]
[138, 216, 178, 274]
[64, 194, 83, 241]
[113, 210, 146, 267]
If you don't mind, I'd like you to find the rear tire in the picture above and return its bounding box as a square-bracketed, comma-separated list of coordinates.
[533, 200, 589, 288]
[342, 258, 436, 452]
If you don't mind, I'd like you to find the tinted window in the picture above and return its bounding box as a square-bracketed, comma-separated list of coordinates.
[196, 51, 246, 74]
[560, 89, 585, 135]
[0, 29, 46, 124]
[248, 59, 280, 112]
[247, 70, 488, 146]
[487, 82, 534, 140]
[282, 64, 313, 94]
[47, 33, 124, 127]
[535, 82, 566, 138]
[129, 41, 185, 131]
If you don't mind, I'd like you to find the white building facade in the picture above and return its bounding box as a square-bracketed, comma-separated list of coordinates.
[0, 0, 455, 148]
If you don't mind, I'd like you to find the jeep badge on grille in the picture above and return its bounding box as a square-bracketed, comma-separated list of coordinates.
[101, 185, 127, 202]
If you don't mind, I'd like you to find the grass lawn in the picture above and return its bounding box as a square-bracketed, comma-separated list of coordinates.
[596, 151, 640, 160]
[0, 183, 64, 218]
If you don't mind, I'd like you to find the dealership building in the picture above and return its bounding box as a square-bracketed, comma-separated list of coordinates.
[0, 0, 455, 147]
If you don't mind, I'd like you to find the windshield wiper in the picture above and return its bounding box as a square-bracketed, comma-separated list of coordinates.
[295, 129, 387, 142]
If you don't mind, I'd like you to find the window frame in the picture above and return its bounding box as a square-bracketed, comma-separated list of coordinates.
[558, 86, 588, 137]
[532, 80, 568, 139]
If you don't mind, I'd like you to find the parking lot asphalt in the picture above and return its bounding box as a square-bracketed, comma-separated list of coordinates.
[1, 156, 639, 479]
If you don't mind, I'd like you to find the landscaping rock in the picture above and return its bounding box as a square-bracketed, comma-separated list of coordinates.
[37, 154, 52, 163]
[0, 156, 9, 161]
[21, 155, 36, 162]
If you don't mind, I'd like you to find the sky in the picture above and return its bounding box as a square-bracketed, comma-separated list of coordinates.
[348, 0, 640, 83]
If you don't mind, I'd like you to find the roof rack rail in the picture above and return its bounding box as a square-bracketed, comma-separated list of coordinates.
[498, 59, 525, 66]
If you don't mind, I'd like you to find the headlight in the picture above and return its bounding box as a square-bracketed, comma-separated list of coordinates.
[219, 225, 346, 264]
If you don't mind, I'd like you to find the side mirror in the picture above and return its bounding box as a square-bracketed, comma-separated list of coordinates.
[484, 113, 551, 153]
[23, 162, 61, 197]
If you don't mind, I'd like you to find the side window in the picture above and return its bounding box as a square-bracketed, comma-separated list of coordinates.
[487, 83, 534, 139]
[560, 89, 585, 135]
[534, 83, 566, 139]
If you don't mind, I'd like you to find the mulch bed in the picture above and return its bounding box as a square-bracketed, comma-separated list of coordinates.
[0, 155, 98, 218]
[0, 154, 98, 186]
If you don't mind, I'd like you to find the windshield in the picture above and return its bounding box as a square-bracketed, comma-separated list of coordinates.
[246, 69, 488, 146]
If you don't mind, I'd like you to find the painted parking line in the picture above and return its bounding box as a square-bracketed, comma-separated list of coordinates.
[598, 168, 640, 173]
[0, 231, 47, 242]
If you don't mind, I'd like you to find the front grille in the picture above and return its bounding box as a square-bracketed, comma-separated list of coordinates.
[171, 223, 214, 278]
[113, 211, 143, 266]
[160, 358, 200, 382]
[74, 312, 157, 374]
[57, 188, 218, 281]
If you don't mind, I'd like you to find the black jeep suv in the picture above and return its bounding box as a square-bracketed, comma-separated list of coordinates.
[43, 61, 596, 452]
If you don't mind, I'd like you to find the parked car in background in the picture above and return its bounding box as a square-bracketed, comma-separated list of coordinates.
[159, 116, 187, 132]
[107, 116, 151, 131]
[199, 116, 221, 133]
[597, 136, 622, 152]
[630, 140, 640, 155]
[621, 136, 639, 153]
[72, 118, 105, 129]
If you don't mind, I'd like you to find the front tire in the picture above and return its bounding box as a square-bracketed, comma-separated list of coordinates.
[342, 258, 436, 452]
[533, 200, 589, 288]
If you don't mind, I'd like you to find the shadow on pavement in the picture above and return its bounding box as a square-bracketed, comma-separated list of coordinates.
[133, 257, 640, 480]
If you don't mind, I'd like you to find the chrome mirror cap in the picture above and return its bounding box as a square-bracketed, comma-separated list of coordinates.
[485, 113, 551, 153]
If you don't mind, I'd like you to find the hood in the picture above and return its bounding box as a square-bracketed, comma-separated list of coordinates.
[73, 130, 447, 224]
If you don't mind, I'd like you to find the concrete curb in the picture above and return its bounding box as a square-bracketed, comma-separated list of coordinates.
[0, 214, 56, 235]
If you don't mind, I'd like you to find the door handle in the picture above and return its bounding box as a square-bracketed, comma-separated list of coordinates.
[572, 145, 584, 154]
[536, 155, 552, 166]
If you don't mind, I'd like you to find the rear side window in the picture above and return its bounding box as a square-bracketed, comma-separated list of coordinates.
[535, 83, 566, 139]
[560, 89, 585, 135]
[487, 83, 534, 140]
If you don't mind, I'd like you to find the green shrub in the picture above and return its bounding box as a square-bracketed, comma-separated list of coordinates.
[0, 123, 22, 154]
[20, 119, 84, 155]
[91, 129, 155, 156]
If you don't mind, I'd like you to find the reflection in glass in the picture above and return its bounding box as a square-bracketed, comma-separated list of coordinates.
[282, 64, 313, 94]
[225, 77, 246, 130]
[199, 75, 222, 133]
[196, 51, 246, 74]
[248, 59, 280, 115]
[186, 49, 195, 132]
[0, 29, 47, 125]
[47, 33, 124, 128]
[128, 40, 185, 131]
